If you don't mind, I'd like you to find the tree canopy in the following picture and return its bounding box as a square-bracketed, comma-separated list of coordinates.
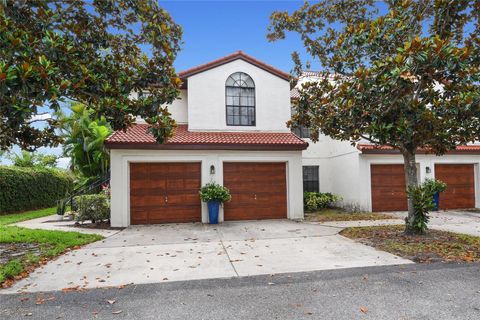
[0, 0, 182, 151]
[268, 0, 480, 233]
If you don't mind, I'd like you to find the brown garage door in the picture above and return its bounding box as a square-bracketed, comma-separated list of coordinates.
[130, 163, 201, 224]
[371, 164, 408, 212]
[435, 164, 475, 210]
[223, 162, 287, 220]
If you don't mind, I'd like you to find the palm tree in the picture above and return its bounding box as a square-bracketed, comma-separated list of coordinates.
[58, 103, 112, 185]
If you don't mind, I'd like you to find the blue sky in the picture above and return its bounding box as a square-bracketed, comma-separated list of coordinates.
[161, 0, 312, 73]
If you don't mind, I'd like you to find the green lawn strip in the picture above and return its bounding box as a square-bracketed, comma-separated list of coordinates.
[340, 225, 480, 263]
[0, 207, 103, 285]
[0, 207, 57, 226]
[305, 208, 395, 222]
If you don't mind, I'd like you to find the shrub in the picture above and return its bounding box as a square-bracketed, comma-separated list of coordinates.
[199, 182, 231, 203]
[74, 194, 110, 223]
[405, 179, 447, 234]
[0, 166, 73, 214]
[423, 179, 447, 195]
[304, 192, 341, 211]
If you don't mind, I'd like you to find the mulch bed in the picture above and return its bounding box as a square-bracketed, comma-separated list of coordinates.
[73, 221, 124, 230]
[340, 225, 480, 263]
[0, 243, 43, 265]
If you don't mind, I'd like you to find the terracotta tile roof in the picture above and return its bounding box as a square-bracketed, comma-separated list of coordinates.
[357, 143, 480, 154]
[105, 124, 308, 151]
[178, 51, 290, 81]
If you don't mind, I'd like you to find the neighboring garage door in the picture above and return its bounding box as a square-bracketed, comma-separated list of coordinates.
[371, 164, 408, 212]
[130, 163, 201, 224]
[435, 164, 475, 210]
[223, 162, 287, 220]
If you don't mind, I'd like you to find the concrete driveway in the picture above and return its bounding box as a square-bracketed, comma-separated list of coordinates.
[3, 220, 410, 293]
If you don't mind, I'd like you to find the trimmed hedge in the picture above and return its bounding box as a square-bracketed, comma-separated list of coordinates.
[0, 166, 73, 214]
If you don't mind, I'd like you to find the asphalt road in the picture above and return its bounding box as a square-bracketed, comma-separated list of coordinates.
[1, 263, 479, 320]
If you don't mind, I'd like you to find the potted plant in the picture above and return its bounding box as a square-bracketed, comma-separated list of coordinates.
[423, 179, 447, 211]
[199, 182, 231, 224]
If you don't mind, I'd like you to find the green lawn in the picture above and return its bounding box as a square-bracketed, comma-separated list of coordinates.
[0, 207, 102, 285]
[305, 208, 395, 222]
[0, 207, 58, 226]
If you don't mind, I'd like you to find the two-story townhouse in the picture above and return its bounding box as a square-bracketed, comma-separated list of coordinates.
[106, 51, 308, 227]
[106, 52, 480, 227]
[294, 71, 480, 213]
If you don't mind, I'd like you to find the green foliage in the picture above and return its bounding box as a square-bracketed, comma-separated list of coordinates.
[423, 178, 447, 195]
[304, 192, 341, 211]
[0, 166, 73, 213]
[0, 259, 23, 282]
[0, 0, 182, 151]
[268, 0, 480, 231]
[405, 179, 447, 234]
[74, 194, 110, 223]
[8, 150, 58, 168]
[58, 103, 112, 180]
[199, 183, 232, 203]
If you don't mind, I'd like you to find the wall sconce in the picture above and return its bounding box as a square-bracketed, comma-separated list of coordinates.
[426, 166, 431, 174]
[210, 165, 215, 175]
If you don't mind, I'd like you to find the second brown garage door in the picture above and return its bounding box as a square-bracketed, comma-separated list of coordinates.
[223, 162, 287, 220]
[435, 164, 475, 210]
[371, 164, 408, 212]
[130, 162, 201, 224]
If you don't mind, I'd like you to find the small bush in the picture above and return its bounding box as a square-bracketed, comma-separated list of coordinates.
[406, 179, 447, 234]
[304, 192, 342, 211]
[423, 178, 447, 195]
[0, 166, 73, 214]
[74, 194, 110, 223]
[199, 182, 231, 203]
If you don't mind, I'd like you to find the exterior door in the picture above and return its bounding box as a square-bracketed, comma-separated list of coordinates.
[435, 164, 475, 210]
[370, 164, 408, 212]
[130, 162, 201, 224]
[223, 162, 287, 220]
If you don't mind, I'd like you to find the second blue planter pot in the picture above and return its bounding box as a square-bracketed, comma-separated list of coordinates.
[207, 200, 220, 224]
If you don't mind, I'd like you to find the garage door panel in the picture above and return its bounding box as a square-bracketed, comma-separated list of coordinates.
[130, 163, 201, 225]
[371, 164, 408, 212]
[223, 162, 287, 221]
[435, 164, 475, 209]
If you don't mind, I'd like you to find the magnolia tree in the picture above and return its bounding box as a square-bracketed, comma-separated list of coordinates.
[268, 0, 480, 234]
[0, 0, 182, 151]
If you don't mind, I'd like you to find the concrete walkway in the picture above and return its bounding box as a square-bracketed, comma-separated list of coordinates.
[13, 215, 121, 238]
[2, 219, 411, 293]
[385, 210, 480, 236]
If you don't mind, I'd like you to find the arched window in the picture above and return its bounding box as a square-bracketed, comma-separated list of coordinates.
[225, 72, 255, 126]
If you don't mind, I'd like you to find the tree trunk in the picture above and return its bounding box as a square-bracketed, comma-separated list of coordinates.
[402, 150, 419, 234]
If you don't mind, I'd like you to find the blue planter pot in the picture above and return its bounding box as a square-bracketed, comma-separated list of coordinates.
[432, 192, 440, 211]
[207, 200, 220, 224]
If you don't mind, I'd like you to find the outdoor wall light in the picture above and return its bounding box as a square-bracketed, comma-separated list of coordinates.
[210, 165, 215, 175]
[426, 166, 431, 174]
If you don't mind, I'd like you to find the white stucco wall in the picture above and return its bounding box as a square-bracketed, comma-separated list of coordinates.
[186, 59, 291, 132]
[166, 89, 188, 124]
[110, 149, 304, 227]
[299, 135, 480, 211]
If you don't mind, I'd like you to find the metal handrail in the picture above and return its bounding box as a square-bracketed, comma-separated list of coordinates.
[58, 171, 110, 215]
